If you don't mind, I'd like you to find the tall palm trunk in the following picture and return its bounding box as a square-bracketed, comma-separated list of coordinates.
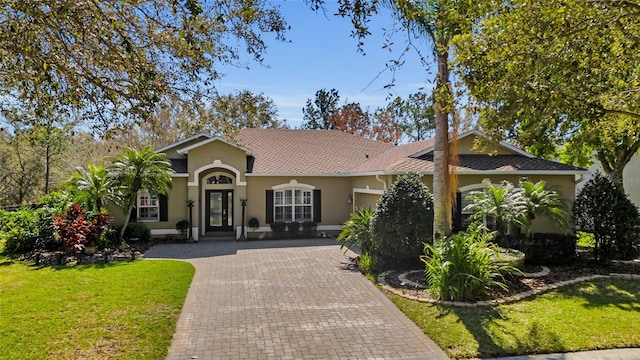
[432, 38, 452, 243]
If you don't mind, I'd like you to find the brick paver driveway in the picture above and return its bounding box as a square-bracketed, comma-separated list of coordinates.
[144, 238, 450, 360]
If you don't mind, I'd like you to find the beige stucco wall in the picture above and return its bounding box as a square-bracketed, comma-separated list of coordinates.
[245, 176, 353, 229]
[185, 140, 248, 184]
[108, 176, 190, 234]
[347, 172, 576, 235]
[455, 174, 577, 234]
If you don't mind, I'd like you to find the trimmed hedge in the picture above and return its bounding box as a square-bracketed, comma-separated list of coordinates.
[523, 233, 577, 265]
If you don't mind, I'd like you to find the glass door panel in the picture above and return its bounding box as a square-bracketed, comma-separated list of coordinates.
[205, 190, 233, 232]
[209, 192, 223, 227]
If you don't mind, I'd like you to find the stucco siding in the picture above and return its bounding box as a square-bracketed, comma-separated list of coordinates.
[186, 141, 248, 184]
[245, 176, 353, 228]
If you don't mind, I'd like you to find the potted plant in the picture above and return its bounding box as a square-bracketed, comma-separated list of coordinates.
[176, 220, 189, 240]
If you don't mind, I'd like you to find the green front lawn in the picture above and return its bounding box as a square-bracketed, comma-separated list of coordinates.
[0, 258, 194, 360]
[392, 278, 640, 359]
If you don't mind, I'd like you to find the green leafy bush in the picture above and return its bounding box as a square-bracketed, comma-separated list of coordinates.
[524, 233, 577, 265]
[370, 173, 434, 269]
[574, 174, 640, 262]
[422, 225, 517, 302]
[301, 221, 317, 237]
[337, 207, 373, 254]
[358, 252, 377, 275]
[286, 221, 300, 238]
[269, 222, 286, 238]
[125, 221, 151, 242]
[0, 208, 41, 254]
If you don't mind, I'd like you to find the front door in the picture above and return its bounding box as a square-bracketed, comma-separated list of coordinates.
[205, 190, 233, 232]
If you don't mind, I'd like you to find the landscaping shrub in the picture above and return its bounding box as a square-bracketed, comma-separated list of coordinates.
[248, 217, 260, 230]
[495, 248, 525, 271]
[422, 225, 517, 302]
[286, 221, 301, 238]
[574, 174, 640, 262]
[301, 221, 317, 237]
[124, 221, 151, 242]
[269, 222, 286, 238]
[53, 204, 109, 255]
[524, 233, 577, 265]
[370, 172, 434, 269]
[175, 220, 189, 239]
[0, 208, 41, 254]
[358, 252, 377, 275]
[337, 207, 373, 254]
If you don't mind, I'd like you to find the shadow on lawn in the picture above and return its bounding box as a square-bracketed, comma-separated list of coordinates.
[448, 302, 564, 358]
[559, 278, 640, 312]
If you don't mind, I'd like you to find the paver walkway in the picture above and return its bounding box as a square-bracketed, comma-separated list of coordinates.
[144, 238, 450, 360]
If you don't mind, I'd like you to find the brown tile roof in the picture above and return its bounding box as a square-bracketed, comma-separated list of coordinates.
[349, 139, 434, 173]
[233, 129, 394, 175]
[407, 155, 585, 173]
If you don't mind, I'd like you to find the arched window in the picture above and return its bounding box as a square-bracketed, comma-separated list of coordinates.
[206, 174, 233, 184]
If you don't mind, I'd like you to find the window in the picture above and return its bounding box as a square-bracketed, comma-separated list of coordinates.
[460, 190, 496, 231]
[206, 175, 233, 184]
[274, 188, 312, 222]
[137, 190, 159, 221]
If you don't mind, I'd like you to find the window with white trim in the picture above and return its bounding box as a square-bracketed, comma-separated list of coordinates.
[461, 190, 496, 231]
[274, 188, 313, 222]
[137, 190, 159, 221]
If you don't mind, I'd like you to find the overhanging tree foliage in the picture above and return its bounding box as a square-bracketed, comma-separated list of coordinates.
[0, 0, 288, 132]
[307, 0, 474, 240]
[455, 0, 640, 186]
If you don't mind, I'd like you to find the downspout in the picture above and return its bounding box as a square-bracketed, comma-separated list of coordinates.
[376, 174, 387, 191]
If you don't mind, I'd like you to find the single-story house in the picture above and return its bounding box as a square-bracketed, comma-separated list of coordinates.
[112, 129, 587, 240]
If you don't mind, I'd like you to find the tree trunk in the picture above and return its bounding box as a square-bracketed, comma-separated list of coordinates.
[120, 205, 133, 240]
[44, 143, 51, 194]
[432, 41, 452, 243]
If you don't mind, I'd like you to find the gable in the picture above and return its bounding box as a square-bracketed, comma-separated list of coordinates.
[411, 130, 532, 158]
[156, 134, 211, 159]
[180, 138, 250, 177]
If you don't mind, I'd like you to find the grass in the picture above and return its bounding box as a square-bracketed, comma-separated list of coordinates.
[391, 278, 640, 359]
[0, 258, 195, 360]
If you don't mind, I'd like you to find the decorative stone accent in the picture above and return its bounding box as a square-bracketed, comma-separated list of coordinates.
[398, 270, 427, 289]
[379, 269, 640, 308]
[520, 266, 550, 278]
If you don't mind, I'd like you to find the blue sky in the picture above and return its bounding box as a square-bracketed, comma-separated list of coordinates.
[215, 0, 436, 128]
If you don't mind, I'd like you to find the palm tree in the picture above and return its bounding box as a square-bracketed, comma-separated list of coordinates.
[307, 0, 473, 242]
[109, 146, 173, 238]
[65, 163, 116, 212]
[387, 0, 474, 241]
[518, 179, 569, 235]
[465, 180, 527, 239]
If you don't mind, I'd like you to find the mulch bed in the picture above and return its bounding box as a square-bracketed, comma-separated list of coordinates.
[379, 256, 640, 303]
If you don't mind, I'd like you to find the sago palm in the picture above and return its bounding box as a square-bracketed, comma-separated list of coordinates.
[519, 179, 569, 234]
[465, 180, 527, 238]
[65, 163, 116, 212]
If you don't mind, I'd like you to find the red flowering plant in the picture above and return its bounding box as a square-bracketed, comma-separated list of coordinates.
[53, 204, 109, 255]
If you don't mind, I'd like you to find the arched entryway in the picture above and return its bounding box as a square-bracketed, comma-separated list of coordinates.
[202, 171, 235, 236]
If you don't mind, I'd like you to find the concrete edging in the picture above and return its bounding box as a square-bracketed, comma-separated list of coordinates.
[377, 270, 640, 307]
